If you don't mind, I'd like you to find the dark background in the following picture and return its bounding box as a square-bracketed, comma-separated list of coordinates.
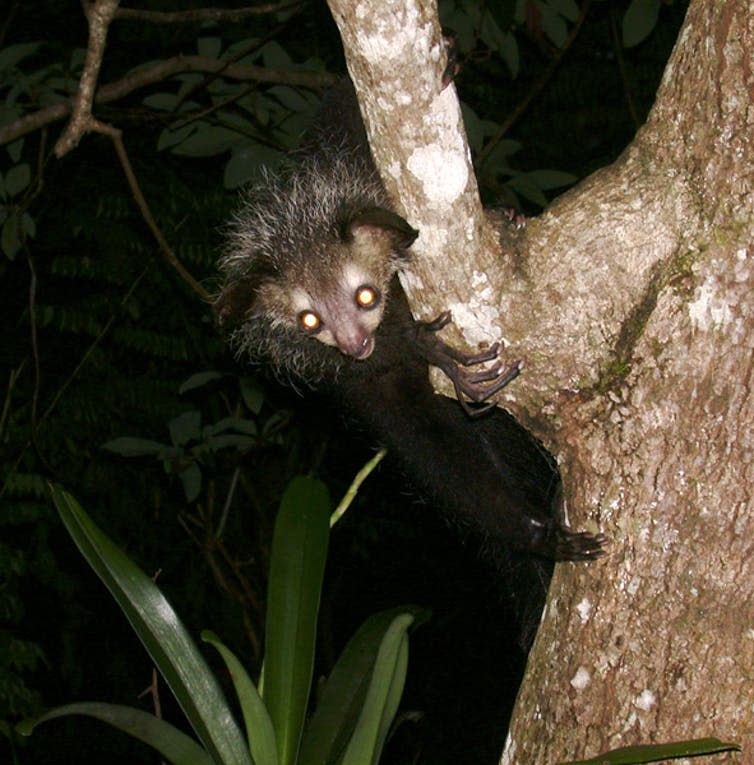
[1, 1, 687, 763]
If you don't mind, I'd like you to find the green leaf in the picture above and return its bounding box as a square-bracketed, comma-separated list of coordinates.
[204, 417, 258, 438]
[549, 0, 579, 23]
[523, 169, 577, 190]
[240, 378, 265, 414]
[158, 124, 199, 151]
[340, 613, 414, 765]
[144, 92, 181, 111]
[21, 211, 35, 238]
[202, 631, 278, 765]
[540, 3, 568, 48]
[179, 463, 202, 502]
[172, 123, 245, 158]
[49, 486, 253, 765]
[179, 371, 225, 394]
[0, 42, 42, 74]
[1, 213, 21, 260]
[205, 434, 257, 452]
[18, 702, 213, 765]
[102, 437, 174, 457]
[7, 138, 24, 163]
[507, 174, 548, 208]
[198, 37, 222, 59]
[622, 0, 661, 48]
[224, 144, 284, 190]
[558, 737, 741, 765]
[260, 42, 292, 69]
[6, 164, 30, 196]
[300, 608, 423, 765]
[169, 410, 202, 446]
[263, 476, 331, 765]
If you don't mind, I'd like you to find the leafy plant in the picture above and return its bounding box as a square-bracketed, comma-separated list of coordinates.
[558, 736, 741, 765]
[18, 470, 419, 765]
[102, 372, 278, 502]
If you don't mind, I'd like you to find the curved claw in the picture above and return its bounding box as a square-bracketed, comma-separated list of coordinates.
[413, 312, 521, 417]
[422, 311, 453, 333]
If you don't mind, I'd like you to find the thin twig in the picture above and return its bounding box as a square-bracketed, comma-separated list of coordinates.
[1, 56, 336, 146]
[92, 119, 211, 300]
[0, 265, 150, 500]
[477, 0, 593, 168]
[40, 266, 150, 424]
[609, 1, 640, 128]
[330, 448, 388, 528]
[0, 362, 26, 439]
[216, 466, 240, 539]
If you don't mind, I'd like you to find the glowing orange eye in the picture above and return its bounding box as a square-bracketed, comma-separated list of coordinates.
[298, 311, 321, 332]
[355, 285, 379, 310]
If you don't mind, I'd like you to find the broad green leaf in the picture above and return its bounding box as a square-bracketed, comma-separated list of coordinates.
[559, 737, 741, 765]
[205, 434, 257, 451]
[263, 477, 331, 765]
[2, 213, 21, 260]
[6, 164, 30, 196]
[540, 3, 568, 48]
[7, 137, 24, 163]
[523, 169, 577, 190]
[102, 437, 174, 457]
[49, 486, 253, 765]
[0, 42, 42, 73]
[622, 0, 661, 48]
[202, 631, 278, 765]
[170, 410, 202, 446]
[144, 92, 180, 111]
[172, 124, 244, 158]
[224, 144, 284, 190]
[18, 702, 212, 765]
[158, 124, 198, 152]
[300, 608, 422, 765]
[198, 37, 222, 59]
[179, 371, 225, 394]
[260, 42, 292, 69]
[179, 463, 202, 502]
[203, 417, 258, 438]
[240, 378, 265, 414]
[340, 614, 414, 765]
[550, 0, 579, 23]
[507, 174, 548, 208]
[21, 211, 35, 238]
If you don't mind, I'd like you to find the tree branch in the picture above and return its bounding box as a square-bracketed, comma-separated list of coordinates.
[54, 0, 120, 157]
[114, 2, 304, 24]
[0, 56, 336, 147]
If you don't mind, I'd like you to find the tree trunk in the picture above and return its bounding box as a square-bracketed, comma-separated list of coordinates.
[505, 2, 754, 761]
[329, 0, 754, 761]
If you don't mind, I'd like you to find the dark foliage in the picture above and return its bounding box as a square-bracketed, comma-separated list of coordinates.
[1, 1, 687, 763]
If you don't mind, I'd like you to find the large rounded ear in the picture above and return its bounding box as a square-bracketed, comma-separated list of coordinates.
[213, 275, 265, 328]
[346, 206, 419, 251]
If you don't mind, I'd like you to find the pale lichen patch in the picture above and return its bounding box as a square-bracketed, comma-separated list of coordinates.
[570, 666, 591, 690]
[634, 689, 657, 711]
[688, 271, 733, 331]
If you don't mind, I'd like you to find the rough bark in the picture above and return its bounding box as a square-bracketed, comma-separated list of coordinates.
[505, 2, 754, 761]
[329, 0, 754, 762]
[327, 0, 502, 351]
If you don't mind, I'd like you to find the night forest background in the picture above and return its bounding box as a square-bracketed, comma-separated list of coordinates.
[2, 2, 687, 763]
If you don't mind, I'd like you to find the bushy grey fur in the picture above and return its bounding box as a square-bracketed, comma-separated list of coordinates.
[217, 139, 403, 387]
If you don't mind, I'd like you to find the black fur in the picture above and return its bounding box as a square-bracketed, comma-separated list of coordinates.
[215, 80, 605, 562]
